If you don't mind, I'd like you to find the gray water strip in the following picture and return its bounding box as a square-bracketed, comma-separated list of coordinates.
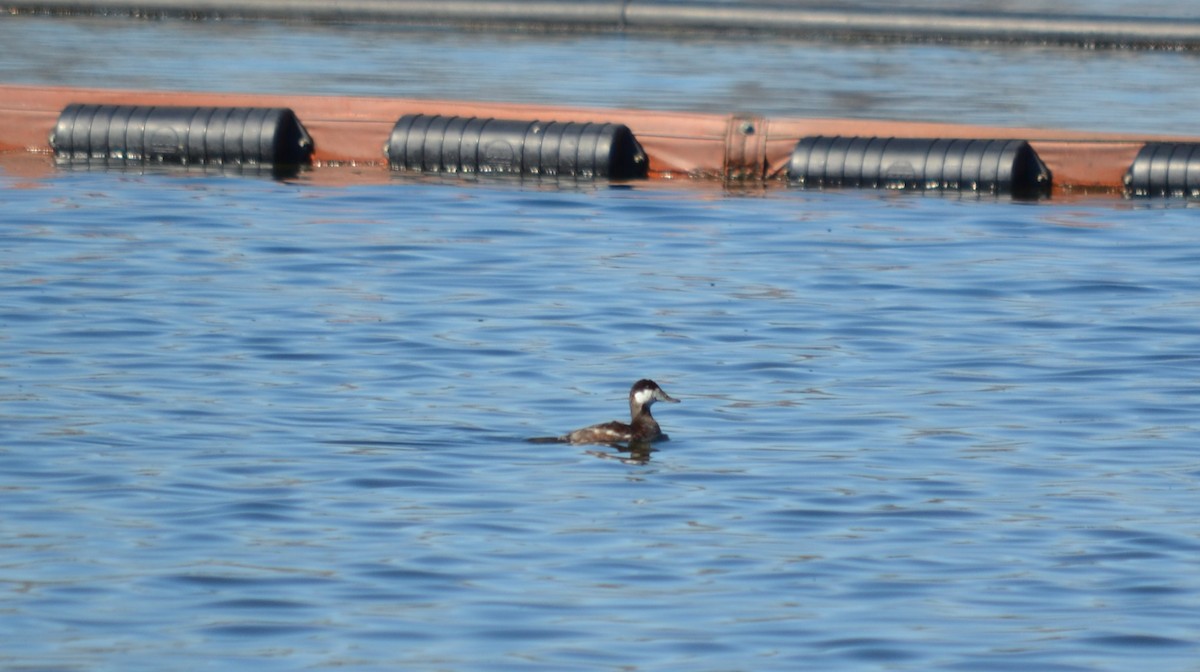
[7, 0, 1200, 49]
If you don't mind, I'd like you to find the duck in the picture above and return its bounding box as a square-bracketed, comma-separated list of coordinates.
[528, 379, 679, 446]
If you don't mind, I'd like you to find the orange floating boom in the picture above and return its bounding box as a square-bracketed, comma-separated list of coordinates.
[0, 83, 1195, 195]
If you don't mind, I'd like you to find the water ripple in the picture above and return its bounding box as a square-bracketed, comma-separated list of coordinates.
[3, 175, 1200, 670]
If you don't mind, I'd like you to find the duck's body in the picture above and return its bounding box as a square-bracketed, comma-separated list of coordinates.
[529, 379, 679, 446]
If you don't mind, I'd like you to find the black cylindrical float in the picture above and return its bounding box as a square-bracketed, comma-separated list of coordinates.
[788, 136, 1050, 197]
[1124, 143, 1200, 197]
[49, 104, 313, 173]
[385, 114, 647, 180]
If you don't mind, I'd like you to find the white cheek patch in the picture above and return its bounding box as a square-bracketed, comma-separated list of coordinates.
[633, 389, 655, 406]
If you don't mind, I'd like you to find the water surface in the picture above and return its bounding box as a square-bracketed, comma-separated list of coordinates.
[2, 171, 1199, 670]
[3, 12, 1200, 134]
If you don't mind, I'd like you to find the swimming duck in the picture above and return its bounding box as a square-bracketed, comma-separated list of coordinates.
[529, 379, 679, 446]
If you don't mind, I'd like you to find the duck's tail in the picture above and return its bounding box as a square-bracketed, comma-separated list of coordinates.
[526, 435, 569, 444]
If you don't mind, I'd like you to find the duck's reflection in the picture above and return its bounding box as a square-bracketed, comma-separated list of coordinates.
[585, 439, 655, 465]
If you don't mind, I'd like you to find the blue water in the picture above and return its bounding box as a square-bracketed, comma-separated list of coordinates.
[3, 169, 1200, 670]
[5, 5, 1200, 669]
[4, 13, 1200, 134]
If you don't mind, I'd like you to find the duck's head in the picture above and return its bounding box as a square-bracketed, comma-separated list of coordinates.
[629, 379, 680, 413]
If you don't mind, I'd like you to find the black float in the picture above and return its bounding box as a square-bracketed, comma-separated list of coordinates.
[788, 136, 1051, 197]
[385, 114, 646, 180]
[1124, 142, 1200, 197]
[49, 104, 313, 175]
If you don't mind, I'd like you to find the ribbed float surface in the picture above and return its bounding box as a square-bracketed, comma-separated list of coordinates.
[50, 104, 313, 172]
[1124, 142, 1200, 197]
[385, 114, 646, 180]
[788, 136, 1050, 197]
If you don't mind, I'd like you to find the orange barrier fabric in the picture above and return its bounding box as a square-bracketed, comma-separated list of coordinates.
[0, 83, 1195, 191]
